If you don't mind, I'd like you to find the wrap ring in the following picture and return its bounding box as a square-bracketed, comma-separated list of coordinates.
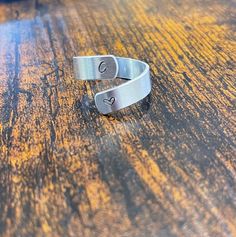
[73, 55, 152, 114]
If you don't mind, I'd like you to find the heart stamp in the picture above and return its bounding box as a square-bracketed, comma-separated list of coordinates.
[103, 97, 115, 106]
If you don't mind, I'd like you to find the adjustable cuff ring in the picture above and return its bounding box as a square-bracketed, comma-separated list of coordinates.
[73, 55, 152, 115]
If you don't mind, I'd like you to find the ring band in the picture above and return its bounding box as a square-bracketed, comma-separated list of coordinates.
[73, 55, 152, 114]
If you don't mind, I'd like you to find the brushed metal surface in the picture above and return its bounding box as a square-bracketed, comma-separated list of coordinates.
[73, 55, 151, 114]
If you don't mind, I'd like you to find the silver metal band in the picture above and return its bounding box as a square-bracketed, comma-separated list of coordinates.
[73, 55, 151, 114]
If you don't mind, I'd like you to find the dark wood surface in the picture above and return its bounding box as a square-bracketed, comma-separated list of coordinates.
[0, 0, 235, 236]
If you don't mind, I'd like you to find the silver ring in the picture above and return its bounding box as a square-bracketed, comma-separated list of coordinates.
[73, 55, 152, 114]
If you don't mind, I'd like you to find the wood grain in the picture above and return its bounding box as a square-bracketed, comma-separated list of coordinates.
[0, 0, 235, 236]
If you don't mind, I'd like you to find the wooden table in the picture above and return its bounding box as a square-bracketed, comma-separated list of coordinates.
[0, 0, 235, 236]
